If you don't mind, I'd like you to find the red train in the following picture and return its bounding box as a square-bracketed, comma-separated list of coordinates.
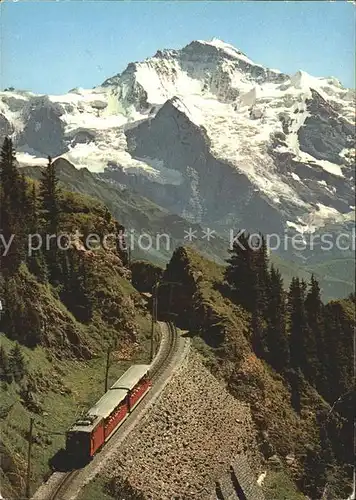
[66, 364, 151, 463]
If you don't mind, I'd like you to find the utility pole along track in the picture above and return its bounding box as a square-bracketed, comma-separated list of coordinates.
[32, 321, 179, 500]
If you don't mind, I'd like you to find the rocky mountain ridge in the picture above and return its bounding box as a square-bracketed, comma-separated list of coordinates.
[1, 38, 354, 254]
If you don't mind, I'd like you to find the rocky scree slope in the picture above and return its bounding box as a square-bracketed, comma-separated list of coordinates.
[155, 246, 354, 499]
[80, 350, 264, 500]
[1, 38, 354, 259]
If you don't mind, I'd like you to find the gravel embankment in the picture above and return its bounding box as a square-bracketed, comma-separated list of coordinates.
[104, 349, 262, 499]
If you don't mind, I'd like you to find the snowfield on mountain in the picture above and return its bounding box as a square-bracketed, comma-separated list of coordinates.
[1, 38, 354, 237]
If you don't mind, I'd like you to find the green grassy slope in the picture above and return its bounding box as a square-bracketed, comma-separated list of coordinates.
[0, 333, 147, 497]
[0, 185, 154, 499]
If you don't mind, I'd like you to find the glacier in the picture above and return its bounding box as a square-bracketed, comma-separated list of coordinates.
[0, 38, 354, 238]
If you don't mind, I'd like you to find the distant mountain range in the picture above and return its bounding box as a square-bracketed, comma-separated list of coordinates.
[1, 38, 355, 297]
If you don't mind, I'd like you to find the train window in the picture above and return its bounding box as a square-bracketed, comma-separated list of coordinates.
[107, 400, 124, 422]
[66, 431, 89, 453]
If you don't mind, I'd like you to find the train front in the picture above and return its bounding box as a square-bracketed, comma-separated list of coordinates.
[65, 415, 99, 466]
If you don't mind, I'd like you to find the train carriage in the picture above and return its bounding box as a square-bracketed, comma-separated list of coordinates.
[66, 364, 151, 463]
[110, 364, 152, 415]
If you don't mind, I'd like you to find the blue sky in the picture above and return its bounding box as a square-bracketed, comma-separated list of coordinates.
[0, 1, 355, 94]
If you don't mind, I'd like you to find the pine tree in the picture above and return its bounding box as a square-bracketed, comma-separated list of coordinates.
[288, 278, 306, 369]
[300, 444, 327, 499]
[23, 302, 42, 347]
[0, 137, 20, 208]
[28, 183, 39, 233]
[251, 309, 265, 357]
[0, 344, 13, 383]
[305, 275, 326, 391]
[27, 250, 49, 283]
[9, 342, 26, 382]
[225, 231, 256, 311]
[26, 183, 48, 282]
[253, 234, 269, 315]
[39, 157, 61, 283]
[250, 235, 270, 357]
[2, 276, 42, 346]
[226, 232, 271, 357]
[76, 256, 92, 322]
[285, 367, 302, 413]
[116, 223, 129, 266]
[104, 207, 112, 224]
[0, 138, 25, 273]
[323, 301, 353, 403]
[288, 277, 318, 384]
[60, 250, 92, 323]
[17, 172, 31, 262]
[19, 172, 31, 216]
[265, 265, 290, 372]
[39, 156, 60, 233]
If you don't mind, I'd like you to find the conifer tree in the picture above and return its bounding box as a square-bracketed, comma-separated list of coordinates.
[305, 274, 326, 390]
[23, 302, 42, 347]
[39, 156, 60, 232]
[251, 309, 265, 357]
[226, 232, 271, 357]
[39, 156, 61, 282]
[104, 207, 112, 224]
[249, 235, 270, 357]
[26, 183, 48, 282]
[225, 231, 255, 311]
[116, 223, 129, 266]
[76, 256, 92, 322]
[299, 444, 327, 499]
[265, 265, 290, 372]
[288, 278, 306, 367]
[9, 342, 26, 382]
[0, 138, 25, 273]
[285, 367, 302, 413]
[2, 274, 42, 346]
[27, 249, 49, 283]
[288, 277, 318, 384]
[252, 234, 269, 315]
[0, 344, 13, 383]
[323, 301, 353, 403]
[28, 183, 39, 233]
[19, 172, 30, 216]
[17, 172, 31, 260]
[61, 250, 92, 323]
[0, 137, 20, 208]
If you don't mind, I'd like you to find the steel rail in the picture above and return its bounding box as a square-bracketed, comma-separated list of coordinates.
[48, 470, 80, 500]
[47, 321, 178, 500]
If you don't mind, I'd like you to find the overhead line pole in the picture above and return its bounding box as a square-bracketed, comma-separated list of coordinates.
[150, 282, 158, 362]
[104, 346, 111, 393]
[25, 417, 34, 499]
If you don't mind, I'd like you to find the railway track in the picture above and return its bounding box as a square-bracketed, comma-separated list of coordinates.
[48, 470, 80, 500]
[150, 321, 178, 382]
[44, 321, 178, 500]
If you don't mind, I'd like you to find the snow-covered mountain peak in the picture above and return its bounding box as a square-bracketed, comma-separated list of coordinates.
[195, 37, 257, 65]
[0, 38, 354, 238]
[290, 70, 316, 89]
[100, 38, 292, 111]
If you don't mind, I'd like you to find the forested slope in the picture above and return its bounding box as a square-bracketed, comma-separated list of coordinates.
[157, 243, 354, 499]
[0, 139, 152, 498]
